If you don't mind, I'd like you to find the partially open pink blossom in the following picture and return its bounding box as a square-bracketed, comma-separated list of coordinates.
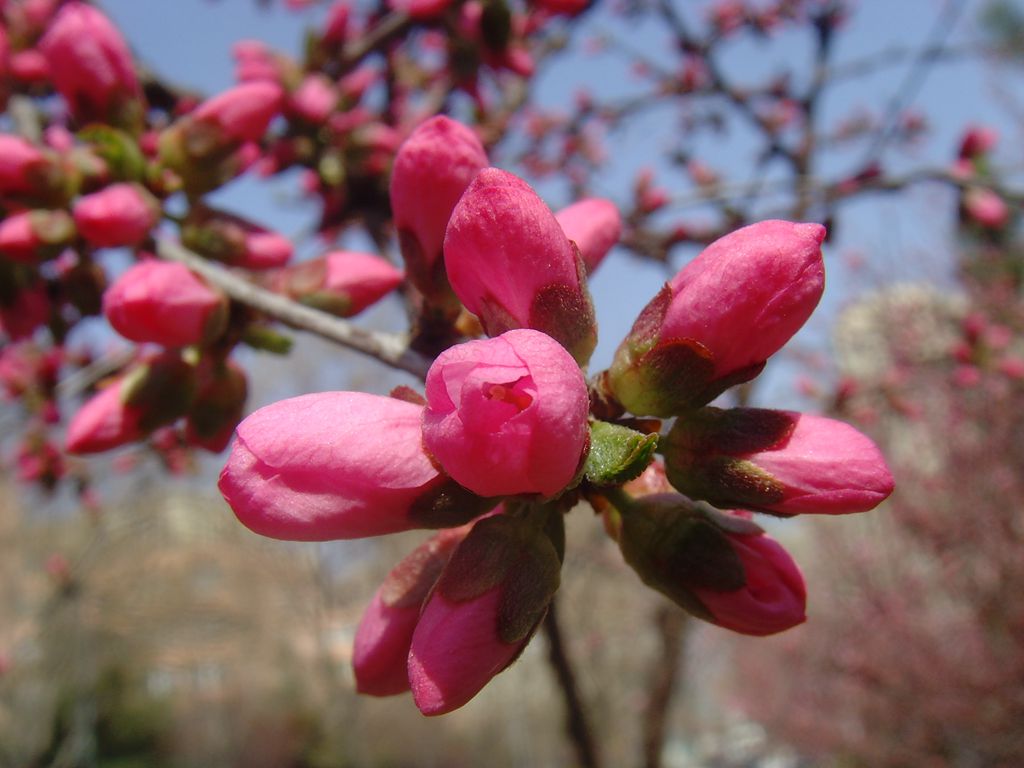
[692, 530, 806, 636]
[103, 260, 227, 347]
[555, 198, 621, 273]
[192, 82, 284, 144]
[665, 408, 894, 516]
[39, 2, 141, 122]
[422, 329, 589, 498]
[273, 251, 403, 317]
[73, 183, 160, 248]
[354, 524, 473, 696]
[219, 392, 445, 540]
[609, 220, 825, 416]
[390, 116, 487, 295]
[444, 168, 597, 365]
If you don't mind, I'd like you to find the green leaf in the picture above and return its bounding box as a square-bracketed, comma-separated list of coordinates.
[584, 420, 658, 486]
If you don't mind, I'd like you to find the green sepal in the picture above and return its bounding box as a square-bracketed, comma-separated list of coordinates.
[529, 244, 598, 368]
[436, 513, 561, 644]
[121, 355, 197, 433]
[30, 209, 76, 247]
[407, 477, 499, 529]
[498, 533, 560, 644]
[480, 0, 513, 52]
[664, 407, 793, 511]
[694, 503, 764, 536]
[583, 420, 658, 486]
[380, 532, 465, 611]
[609, 337, 716, 417]
[317, 149, 346, 187]
[437, 515, 523, 603]
[389, 385, 426, 406]
[77, 126, 147, 182]
[617, 494, 746, 618]
[298, 291, 354, 318]
[665, 452, 787, 512]
[241, 325, 293, 354]
[666, 407, 797, 455]
[187, 362, 247, 440]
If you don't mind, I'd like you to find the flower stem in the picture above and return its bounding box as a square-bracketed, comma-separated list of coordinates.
[543, 598, 603, 768]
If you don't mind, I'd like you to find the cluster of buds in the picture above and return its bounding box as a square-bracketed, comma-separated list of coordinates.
[0, 2, 421, 487]
[218, 114, 894, 716]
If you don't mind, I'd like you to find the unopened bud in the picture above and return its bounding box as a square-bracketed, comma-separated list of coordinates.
[663, 407, 894, 516]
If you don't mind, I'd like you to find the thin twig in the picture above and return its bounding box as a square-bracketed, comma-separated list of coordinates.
[543, 599, 602, 768]
[340, 11, 412, 69]
[156, 240, 432, 380]
[641, 607, 689, 768]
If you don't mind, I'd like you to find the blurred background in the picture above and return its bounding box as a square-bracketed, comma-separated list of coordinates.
[2, 0, 1024, 766]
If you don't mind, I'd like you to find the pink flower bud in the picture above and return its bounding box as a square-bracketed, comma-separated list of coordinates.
[192, 82, 284, 144]
[232, 40, 281, 83]
[554, 198, 621, 273]
[243, 231, 293, 269]
[323, 2, 351, 42]
[0, 134, 49, 196]
[182, 207, 293, 269]
[288, 74, 337, 124]
[664, 407, 894, 516]
[958, 124, 998, 160]
[73, 183, 160, 248]
[0, 209, 75, 262]
[388, 0, 454, 19]
[445, 169, 597, 365]
[963, 187, 1009, 229]
[39, 2, 141, 122]
[273, 251, 403, 317]
[390, 116, 488, 297]
[354, 524, 473, 696]
[219, 392, 491, 541]
[609, 220, 825, 416]
[103, 260, 228, 347]
[691, 530, 806, 636]
[0, 284, 50, 340]
[408, 513, 560, 715]
[10, 49, 50, 83]
[65, 353, 197, 455]
[65, 377, 144, 454]
[422, 329, 589, 498]
[534, 0, 590, 16]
